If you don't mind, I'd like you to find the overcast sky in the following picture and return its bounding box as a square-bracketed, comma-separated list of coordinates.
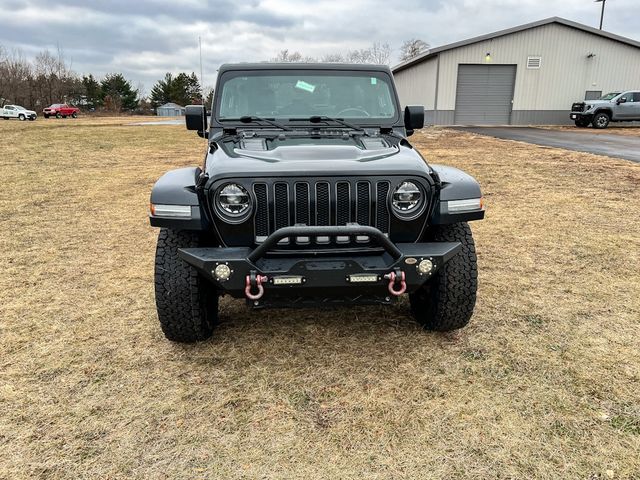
[1, 0, 637, 94]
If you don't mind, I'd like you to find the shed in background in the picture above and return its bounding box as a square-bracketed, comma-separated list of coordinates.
[157, 103, 185, 116]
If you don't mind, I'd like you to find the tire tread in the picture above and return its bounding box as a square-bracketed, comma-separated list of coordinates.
[410, 222, 478, 331]
[154, 228, 216, 342]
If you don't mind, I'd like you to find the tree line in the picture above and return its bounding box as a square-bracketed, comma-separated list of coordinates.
[0, 45, 206, 113]
[1, 38, 429, 113]
[270, 39, 429, 65]
[0, 45, 145, 112]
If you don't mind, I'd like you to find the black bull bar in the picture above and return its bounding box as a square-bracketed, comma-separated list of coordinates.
[178, 225, 461, 306]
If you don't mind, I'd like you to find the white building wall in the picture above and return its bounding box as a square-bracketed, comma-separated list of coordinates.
[394, 22, 640, 124]
[436, 23, 640, 112]
[393, 57, 438, 110]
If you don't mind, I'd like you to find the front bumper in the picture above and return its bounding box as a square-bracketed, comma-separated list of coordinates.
[178, 225, 461, 307]
[569, 112, 593, 121]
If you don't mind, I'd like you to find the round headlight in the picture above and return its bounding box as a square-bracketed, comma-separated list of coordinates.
[217, 183, 251, 217]
[392, 181, 422, 214]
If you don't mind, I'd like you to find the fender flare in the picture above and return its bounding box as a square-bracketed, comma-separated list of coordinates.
[149, 167, 208, 230]
[430, 164, 484, 224]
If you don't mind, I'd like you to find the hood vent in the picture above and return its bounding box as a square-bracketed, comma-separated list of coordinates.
[239, 138, 268, 151]
[361, 137, 389, 150]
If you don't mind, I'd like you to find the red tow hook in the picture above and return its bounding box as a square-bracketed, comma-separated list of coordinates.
[384, 271, 406, 296]
[245, 273, 268, 300]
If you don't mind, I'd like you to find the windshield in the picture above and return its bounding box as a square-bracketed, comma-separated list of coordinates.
[15, 106, 26, 111]
[600, 92, 620, 100]
[217, 70, 398, 123]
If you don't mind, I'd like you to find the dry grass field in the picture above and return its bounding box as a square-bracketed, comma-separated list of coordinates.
[1, 117, 639, 479]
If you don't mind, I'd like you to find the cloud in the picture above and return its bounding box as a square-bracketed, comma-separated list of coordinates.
[1, 0, 637, 93]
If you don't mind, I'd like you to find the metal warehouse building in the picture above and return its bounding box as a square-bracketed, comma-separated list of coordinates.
[392, 17, 640, 125]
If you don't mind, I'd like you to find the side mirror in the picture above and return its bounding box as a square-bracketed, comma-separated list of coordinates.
[185, 105, 208, 137]
[404, 105, 425, 136]
[617, 97, 627, 104]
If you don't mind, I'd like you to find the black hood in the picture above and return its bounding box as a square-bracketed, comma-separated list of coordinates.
[205, 133, 433, 180]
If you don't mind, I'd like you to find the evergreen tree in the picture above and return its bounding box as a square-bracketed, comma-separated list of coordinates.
[150, 72, 173, 108]
[186, 72, 202, 103]
[82, 74, 102, 109]
[150, 72, 202, 108]
[100, 73, 138, 111]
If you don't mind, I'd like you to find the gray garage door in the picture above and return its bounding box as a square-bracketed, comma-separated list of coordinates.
[454, 64, 516, 125]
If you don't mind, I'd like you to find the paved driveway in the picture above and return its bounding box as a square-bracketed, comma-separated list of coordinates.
[454, 127, 640, 163]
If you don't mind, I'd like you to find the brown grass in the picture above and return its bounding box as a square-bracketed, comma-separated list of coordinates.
[1, 118, 639, 479]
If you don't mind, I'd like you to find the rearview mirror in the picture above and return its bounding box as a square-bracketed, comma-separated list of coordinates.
[404, 105, 425, 136]
[185, 105, 208, 137]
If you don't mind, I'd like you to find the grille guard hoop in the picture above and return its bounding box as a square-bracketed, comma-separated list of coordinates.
[247, 225, 402, 263]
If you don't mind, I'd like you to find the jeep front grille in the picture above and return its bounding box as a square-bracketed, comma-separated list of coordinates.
[252, 179, 391, 242]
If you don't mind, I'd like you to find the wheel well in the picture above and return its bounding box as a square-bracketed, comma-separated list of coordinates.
[595, 109, 612, 118]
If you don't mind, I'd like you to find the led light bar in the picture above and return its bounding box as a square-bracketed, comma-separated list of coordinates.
[348, 273, 379, 283]
[447, 198, 483, 213]
[150, 204, 192, 218]
[272, 276, 304, 285]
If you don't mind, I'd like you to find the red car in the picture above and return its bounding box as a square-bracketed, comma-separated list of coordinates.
[43, 104, 79, 119]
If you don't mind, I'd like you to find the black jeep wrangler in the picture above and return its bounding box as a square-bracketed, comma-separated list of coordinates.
[149, 63, 484, 342]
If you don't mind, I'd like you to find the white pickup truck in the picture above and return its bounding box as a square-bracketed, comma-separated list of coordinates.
[1, 104, 37, 121]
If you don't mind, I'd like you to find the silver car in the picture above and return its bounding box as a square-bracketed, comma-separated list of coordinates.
[570, 91, 640, 129]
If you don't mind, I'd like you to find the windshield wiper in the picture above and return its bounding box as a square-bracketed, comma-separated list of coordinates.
[306, 115, 370, 136]
[239, 115, 292, 131]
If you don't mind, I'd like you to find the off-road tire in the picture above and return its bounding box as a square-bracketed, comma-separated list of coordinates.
[574, 119, 590, 128]
[72, 112, 78, 118]
[409, 222, 478, 331]
[44, 114, 50, 119]
[55, 112, 61, 119]
[592, 112, 610, 129]
[155, 228, 218, 342]
[18, 114, 25, 121]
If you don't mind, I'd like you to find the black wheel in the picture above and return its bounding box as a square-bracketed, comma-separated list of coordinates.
[18, 114, 25, 121]
[44, 114, 50, 119]
[574, 119, 590, 128]
[409, 222, 478, 331]
[29, 117, 35, 121]
[154, 228, 218, 342]
[2, 117, 8, 120]
[72, 112, 78, 118]
[592, 112, 610, 129]
[55, 112, 61, 119]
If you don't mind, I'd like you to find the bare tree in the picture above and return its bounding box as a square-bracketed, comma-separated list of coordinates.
[343, 42, 392, 65]
[33, 48, 77, 106]
[399, 39, 430, 62]
[271, 42, 392, 65]
[271, 49, 316, 63]
[367, 42, 392, 65]
[0, 46, 32, 107]
[320, 53, 345, 63]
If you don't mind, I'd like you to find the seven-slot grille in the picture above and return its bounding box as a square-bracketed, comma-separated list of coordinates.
[253, 179, 391, 242]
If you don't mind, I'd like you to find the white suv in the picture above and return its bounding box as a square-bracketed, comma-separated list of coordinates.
[1, 104, 37, 121]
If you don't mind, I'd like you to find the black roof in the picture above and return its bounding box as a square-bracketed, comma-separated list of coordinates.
[393, 17, 640, 73]
[218, 63, 392, 73]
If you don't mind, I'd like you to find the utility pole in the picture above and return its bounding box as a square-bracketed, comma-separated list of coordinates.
[595, 0, 606, 30]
